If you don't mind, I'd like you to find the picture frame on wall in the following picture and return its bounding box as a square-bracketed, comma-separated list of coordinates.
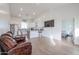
[44, 20, 54, 27]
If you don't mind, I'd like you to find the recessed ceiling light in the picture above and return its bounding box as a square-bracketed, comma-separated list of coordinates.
[20, 8, 23, 11]
[43, 16, 45, 18]
[33, 12, 36, 15]
[0, 10, 8, 14]
[19, 14, 21, 17]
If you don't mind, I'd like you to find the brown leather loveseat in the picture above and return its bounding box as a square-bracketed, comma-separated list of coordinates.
[0, 32, 32, 55]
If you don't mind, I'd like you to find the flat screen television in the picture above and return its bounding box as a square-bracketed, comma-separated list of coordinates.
[44, 20, 54, 27]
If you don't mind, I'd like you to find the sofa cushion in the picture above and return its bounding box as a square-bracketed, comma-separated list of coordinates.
[1, 33, 12, 37]
[1, 36, 17, 50]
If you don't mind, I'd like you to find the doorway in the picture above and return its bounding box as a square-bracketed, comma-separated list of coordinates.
[61, 18, 74, 44]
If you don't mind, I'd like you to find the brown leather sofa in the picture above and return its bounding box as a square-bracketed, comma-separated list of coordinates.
[0, 32, 32, 55]
[1, 31, 26, 44]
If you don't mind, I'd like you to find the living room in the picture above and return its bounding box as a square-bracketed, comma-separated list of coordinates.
[0, 3, 79, 55]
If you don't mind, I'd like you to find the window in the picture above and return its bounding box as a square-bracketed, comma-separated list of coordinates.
[21, 22, 28, 29]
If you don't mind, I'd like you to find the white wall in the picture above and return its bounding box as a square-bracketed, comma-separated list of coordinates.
[53, 4, 79, 44]
[57, 4, 79, 34]
[31, 4, 79, 40]
[8, 4, 79, 42]
[9, 4, 79, 44]
[32, 12, 62, 40]
[0, 4, 11, 35]
[74, 16, 79, 45]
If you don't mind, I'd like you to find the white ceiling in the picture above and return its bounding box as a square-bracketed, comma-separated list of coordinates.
[9, 3, 70, 20]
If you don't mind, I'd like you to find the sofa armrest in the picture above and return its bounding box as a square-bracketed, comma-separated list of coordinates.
[8, 42, 32, 55]
[14, 37, 26, 44]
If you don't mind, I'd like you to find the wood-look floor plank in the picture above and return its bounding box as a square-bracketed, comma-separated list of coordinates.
[30, 37, 79, 55]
